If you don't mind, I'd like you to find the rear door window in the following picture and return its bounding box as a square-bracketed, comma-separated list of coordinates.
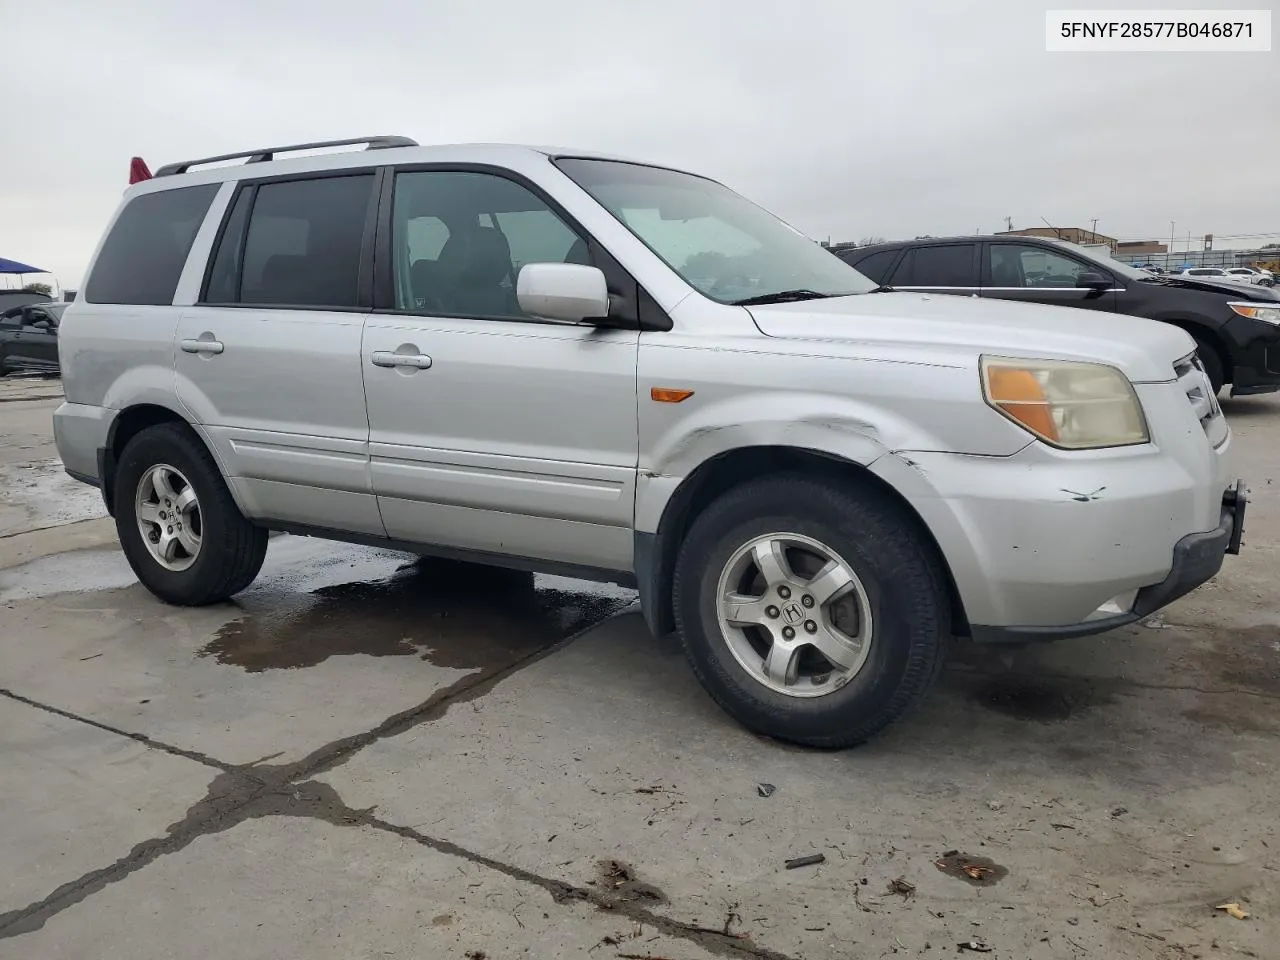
[890, 244, 978, 288]
[204, 174, 375, 309]
[84, 184, 220, 305]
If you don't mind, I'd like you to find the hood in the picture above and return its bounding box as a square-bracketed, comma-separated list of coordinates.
[1153, 276, 1280, 300]
[747, 291, 1194, 383]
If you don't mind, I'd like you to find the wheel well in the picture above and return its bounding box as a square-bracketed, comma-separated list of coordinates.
[101, 404, 189, 514]
[642, 446, 970, 638]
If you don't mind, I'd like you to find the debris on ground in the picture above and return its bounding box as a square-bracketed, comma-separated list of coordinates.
[785, 853, 826, 870]
[887, 876, 916, 898]
[957, 939, 993, 953]
[592, 859, 668, 903]
[1143, 614, 1167, 629]
[986, 800, 1004, 811]
[1111, 806, 1129, 818]
[1215, 902, 1250, 920]
[464, 952, 487, 960]
[757, 783, 777, 798]
[934, 852, 1008, 887]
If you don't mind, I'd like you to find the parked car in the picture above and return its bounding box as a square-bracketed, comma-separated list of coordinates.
[836, 236, 1280, 395]
[54, 137, 1246, 747]
[0, 301, 64, 376]
[1179, 267, 1247, 284]
[1225, 266, 1275, 287]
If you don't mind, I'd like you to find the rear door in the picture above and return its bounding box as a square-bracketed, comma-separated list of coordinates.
[886, 243, 980, 296]
[981, 242, 1119, 312]
[175, 171, 384, 535]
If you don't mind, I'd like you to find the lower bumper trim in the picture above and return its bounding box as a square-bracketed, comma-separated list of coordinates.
[970, 480, 1246, 644]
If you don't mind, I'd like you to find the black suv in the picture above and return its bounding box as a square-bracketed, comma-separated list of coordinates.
[834, 236, 1280, 396]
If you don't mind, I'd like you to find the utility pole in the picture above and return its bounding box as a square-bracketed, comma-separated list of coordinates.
[1091, 218, 1098, 243]
[1170, 221, 1176, 258]
[1005, 216, 1013, 232]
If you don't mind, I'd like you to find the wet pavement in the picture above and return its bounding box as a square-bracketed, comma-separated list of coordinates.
[2, 378, 1279, 959]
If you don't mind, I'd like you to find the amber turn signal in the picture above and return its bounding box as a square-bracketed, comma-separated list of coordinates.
[651, 387, 694, 403]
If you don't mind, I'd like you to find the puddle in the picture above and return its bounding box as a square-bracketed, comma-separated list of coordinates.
[933, 852, 1008, 887]
[201, 556, 635, 672]
[970, 675, 1111, 723]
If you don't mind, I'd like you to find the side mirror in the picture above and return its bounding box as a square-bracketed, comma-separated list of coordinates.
[517, 263, 610, 324]
[1078, 272, 1112, 291]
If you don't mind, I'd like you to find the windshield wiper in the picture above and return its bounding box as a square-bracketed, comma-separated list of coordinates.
[731, 289, 835, 306]
[868, 284, 895, 293]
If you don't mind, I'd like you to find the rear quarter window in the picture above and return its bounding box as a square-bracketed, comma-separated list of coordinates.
[84, 183, 220, 305]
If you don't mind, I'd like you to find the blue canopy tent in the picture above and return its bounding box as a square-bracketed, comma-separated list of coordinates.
[0, 258, 49, 288]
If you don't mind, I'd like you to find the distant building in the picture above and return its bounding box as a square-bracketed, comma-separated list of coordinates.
[996, 227, 1117, 250]
[1115, 240, 1168, 258]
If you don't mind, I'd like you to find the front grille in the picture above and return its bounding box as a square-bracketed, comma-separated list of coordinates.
[1174, 352, 1225, 442]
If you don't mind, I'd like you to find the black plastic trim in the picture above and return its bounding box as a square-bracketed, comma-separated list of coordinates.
[633, 531, 669, 636]
[970, 481, 1246, 644]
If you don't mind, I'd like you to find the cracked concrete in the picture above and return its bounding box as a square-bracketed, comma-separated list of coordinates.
[2, 379, 1279, 959]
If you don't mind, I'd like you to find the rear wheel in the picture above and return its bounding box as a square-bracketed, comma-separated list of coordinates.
[1194, 339, 1226, 395]
[114, 423, 267, 605]
[672, 474, 949, 748]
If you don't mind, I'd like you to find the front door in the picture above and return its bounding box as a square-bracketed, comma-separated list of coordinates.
[363, 167, 639, 572]
[175, 172, 384, 534]
[981, 242, 1119, 312]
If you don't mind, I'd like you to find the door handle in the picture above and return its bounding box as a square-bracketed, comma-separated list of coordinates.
[180, 338, 224, 355]
[371, 350, 432, 370]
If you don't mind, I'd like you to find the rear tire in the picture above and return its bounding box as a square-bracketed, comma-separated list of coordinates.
[114, 422, 267, 605]
[672, 474, 949, 748]
[1194, 339, 1226, 395]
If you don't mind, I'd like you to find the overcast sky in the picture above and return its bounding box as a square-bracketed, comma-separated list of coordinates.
[2, 0, 1276, 288]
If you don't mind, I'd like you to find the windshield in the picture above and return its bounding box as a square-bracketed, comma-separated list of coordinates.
[1048, 239, 1150, 281]
[555, 158, 875, 304]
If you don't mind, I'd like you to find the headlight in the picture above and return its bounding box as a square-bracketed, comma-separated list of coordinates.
[1228, 302, 1280, 325]
[980, 356, 1150, 449]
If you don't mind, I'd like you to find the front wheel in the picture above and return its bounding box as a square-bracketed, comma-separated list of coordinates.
[1193, 339, 1226, 395]
[114, 422, 267, 605]
[672, 474, 949, 748]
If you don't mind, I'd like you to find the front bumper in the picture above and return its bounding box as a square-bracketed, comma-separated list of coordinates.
[970, 479, 1247, 643]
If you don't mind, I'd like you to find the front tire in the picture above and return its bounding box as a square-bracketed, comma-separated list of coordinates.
[114, 422, 267, 605]
[672, 474, 949, 748]
[1194, 339, 1226, 395]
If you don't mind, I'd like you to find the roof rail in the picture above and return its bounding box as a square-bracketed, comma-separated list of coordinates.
[153, 135, 419, 177]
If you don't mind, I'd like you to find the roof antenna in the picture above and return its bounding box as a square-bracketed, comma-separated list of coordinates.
[1040, 216, 1065, 240]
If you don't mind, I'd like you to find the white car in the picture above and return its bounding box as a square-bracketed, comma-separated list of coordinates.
[1179, 267, 1249, 284]
[1225, 267, 1275, 287]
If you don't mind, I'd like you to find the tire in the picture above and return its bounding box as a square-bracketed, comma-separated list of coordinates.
[114, 422, 268, 605]
[672, 473, 949, 748]
[1194, 339, 1225, 395]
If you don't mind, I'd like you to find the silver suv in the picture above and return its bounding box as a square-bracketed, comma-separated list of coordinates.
[54, 136, 1246, 746]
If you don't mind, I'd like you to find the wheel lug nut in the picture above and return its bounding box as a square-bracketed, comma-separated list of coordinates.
[804, 620, 818, 634]
[766, 606, 779, 619]
[782, 626, 796, 640]
[166, 526, 173, 534]
[801, 595, 814, 608]
[778, 586, 791, 599]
